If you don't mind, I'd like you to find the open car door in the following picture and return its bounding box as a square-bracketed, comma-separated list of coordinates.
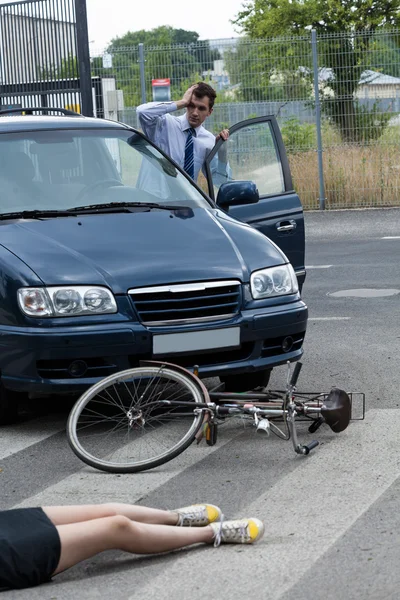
[204, 116, 306, 290]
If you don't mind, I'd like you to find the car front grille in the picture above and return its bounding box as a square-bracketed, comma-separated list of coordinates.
[128, 280, 242, 326]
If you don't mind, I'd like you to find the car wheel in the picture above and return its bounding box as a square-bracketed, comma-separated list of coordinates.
[0, 386, 22, 425]
[220, 369, 272, 392]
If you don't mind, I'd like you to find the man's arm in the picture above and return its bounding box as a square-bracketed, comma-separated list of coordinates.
[136, 101, 177, 143]
[136, 86, 198, 143]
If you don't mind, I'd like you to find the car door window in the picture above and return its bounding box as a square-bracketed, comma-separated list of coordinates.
[224, 121, 285, 196]
[204, 116, 304, 285]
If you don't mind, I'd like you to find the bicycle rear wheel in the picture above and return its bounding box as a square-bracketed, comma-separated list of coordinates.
[67, 365, 204, 473]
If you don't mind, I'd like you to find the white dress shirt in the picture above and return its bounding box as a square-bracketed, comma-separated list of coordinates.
[136, 101, 230, 184]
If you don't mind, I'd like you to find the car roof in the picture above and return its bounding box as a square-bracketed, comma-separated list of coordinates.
[0, 114, 133, 133]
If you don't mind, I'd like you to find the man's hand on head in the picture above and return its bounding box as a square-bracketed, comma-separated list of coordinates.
[176, 85, 198, 110]
[183, 85, 199, 106]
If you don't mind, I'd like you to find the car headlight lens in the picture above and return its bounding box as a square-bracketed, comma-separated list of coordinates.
[53, 289, 82, 314]
[84, 288, 116, 312]
[250, 264, 298, 299]
[18, 286, 117, 317]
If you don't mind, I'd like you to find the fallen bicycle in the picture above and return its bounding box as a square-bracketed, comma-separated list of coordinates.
[67, 361, 365, 473]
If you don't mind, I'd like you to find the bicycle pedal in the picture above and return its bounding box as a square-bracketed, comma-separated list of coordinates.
[308, 417, 325, 434]
[205, 421, 218, 446]
[256, 418, 270, 436]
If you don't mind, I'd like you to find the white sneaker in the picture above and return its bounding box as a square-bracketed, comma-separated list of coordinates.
[210, 518, 265, 547]
[173, 503, 222, 526]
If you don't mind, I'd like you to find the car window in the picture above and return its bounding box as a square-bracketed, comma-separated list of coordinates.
[218, 121, 285, 197]
[0, 129, 211, 213]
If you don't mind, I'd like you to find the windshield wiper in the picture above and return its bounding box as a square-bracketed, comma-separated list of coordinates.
[68, 202, 191, 213]
[0, 210, 77, 221]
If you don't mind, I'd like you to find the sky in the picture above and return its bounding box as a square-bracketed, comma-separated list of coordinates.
[85, 0, 245, 51]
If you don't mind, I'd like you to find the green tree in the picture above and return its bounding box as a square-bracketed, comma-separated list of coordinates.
[233, 0, 400, 141]
[91, 50, 143, 106]
[108, 26, 199, 48]
[224, 38, 312, 102]
[365, 34, 400, 77]
[108, 26, 219, 72]
[94, 26, 220, 105]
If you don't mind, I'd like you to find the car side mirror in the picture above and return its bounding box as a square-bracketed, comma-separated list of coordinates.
[216, 181, 259, 210]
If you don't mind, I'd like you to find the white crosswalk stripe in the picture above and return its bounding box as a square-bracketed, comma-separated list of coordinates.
[1, 409, 399, 600]
[124, 409, 400, 600]
[0, 416, 66, 460]
[15, 420, 244, 509]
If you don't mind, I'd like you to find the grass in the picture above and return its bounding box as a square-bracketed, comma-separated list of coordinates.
[289, 142, 400, 210]
[198, 132, 400, 210]
[285, 121, 400, 210]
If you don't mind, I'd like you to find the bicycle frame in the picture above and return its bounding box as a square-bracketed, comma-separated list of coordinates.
[67, 359, 365, 474]
[144, 360, 364, 457]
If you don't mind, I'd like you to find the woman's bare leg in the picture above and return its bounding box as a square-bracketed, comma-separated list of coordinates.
[43, 503, 179, 526]
[53, 516, 214, 575]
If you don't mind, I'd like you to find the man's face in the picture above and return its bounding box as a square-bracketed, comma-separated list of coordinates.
[186, 93, 213, 127]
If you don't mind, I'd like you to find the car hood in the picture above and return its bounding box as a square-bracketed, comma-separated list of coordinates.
[0, 209, 286, 293]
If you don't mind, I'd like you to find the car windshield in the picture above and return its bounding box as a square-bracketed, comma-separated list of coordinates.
[0, 128, 211, 214]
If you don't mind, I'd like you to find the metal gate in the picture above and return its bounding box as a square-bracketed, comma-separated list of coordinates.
[0, 0, 93, 115]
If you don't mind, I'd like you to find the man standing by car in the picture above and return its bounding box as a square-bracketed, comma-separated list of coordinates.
[136, 82, 230, 185]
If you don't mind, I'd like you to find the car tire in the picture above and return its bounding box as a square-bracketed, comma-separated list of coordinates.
[0, 385, 22, 425]
[220, 369, 272, 392]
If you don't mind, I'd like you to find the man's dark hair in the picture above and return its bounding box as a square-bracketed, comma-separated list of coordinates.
[193, 82, 217, 109]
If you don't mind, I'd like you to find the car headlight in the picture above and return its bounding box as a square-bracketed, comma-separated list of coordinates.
[18, 286, 117, 317]
[250, 264, 298, 299]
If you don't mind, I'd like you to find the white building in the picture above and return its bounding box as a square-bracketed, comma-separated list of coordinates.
[0, 5, 77, 85]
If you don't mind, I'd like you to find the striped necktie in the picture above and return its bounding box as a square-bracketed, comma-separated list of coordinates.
[183, 127, 196, 179]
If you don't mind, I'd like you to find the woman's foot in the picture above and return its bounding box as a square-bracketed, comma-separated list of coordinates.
[173, 504, 222, 526]
[210, 518, 265, 546]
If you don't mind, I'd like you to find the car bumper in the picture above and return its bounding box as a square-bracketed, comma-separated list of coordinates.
[0, 301, 308, 395]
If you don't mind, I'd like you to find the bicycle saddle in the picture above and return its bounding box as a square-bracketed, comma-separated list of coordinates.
[321, 388, 351, 433]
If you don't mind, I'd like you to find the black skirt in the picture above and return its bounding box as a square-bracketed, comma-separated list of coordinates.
[0, 507, 61, 591]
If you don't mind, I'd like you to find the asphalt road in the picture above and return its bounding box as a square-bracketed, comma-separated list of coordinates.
[1, 208, 400, 600]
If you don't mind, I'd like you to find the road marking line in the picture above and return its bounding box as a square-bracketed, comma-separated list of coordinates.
[129, 410, 400, 600]
[381, 236, 400, 239]
[0, 417, 66, 460]
[306, 265, 333, 269]
[309, 317, 351, 321]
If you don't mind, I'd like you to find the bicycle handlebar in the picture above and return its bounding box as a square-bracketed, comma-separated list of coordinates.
[300, 440, 319, 455]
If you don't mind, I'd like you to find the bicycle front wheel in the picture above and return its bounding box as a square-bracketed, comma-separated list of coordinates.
[67, 366, 204, 473]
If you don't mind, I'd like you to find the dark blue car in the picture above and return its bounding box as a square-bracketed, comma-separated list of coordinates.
[0, 109, 307, 424]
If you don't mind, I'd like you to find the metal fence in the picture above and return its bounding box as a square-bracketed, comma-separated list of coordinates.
[0, 0, 95, 116]
[91, 29, 400, 210]
[0, 0, 79, 110]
